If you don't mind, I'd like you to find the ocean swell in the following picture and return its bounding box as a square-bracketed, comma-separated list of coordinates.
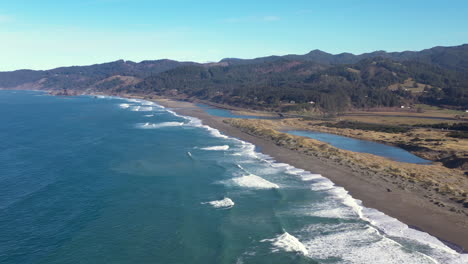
[111, 95, 467, 263]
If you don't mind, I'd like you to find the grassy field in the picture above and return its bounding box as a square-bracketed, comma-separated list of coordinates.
[231, 110, 278, 117]
[338, 115, 461, 125]
[414, 104, 468, 115]
[387, 78, 428, 94]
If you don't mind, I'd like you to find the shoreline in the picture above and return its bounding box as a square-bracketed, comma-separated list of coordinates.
[151, 97, 468, 252]
[4, 89, 466, 252]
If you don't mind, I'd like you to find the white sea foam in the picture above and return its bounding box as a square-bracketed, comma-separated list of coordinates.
[140, 100, 154, 106]
[306, 205, 357, 219]
[119, 103, 131, 109]
[139, 106, 153, 111]
[236, 164, 247, 172]
[273, 157, 467, 262]
[298, 173, 323, 181]
[141, 97, 466, 262]
[362, 207, 467, 263]
[301, 223, 439, 263]
[228, 174, 279, 189]
[202, 197, 235, 208]
[95, 95, 118, 99]
[166, 109, 187, 119]
[261, 232, 308, 255]
[269, 162, 291, 168]
[183, 115, 230, 139]
[200, 145, 230, 151]
[232, 142, 257, 158]
[130, 105, 141, 111]
[285, 167, 305, 175]
[144, 114, 154, 117]
[130, 105, 153, 111]
[136, 122, 184, 129]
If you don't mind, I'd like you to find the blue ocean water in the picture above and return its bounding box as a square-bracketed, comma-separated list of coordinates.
[287, 130, 430, 164]
[0, 90, 465, 264]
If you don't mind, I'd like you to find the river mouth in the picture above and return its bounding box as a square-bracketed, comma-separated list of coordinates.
[286, 130, 431, 164]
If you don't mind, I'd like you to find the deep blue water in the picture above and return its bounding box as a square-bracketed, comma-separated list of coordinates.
[196, 103, 277, 119]
[287, 130, 430, 164]
[0, 90, 464, 264]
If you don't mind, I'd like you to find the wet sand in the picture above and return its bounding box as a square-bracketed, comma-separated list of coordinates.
[153, 98, 468, 251]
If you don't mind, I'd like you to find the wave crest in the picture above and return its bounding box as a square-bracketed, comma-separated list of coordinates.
[136, 122, 184, 129]
[200, 145, 230, 151]
[229, 174, 279, 189]
[261, 232, 308, 255]
[202, 198, 235, 208]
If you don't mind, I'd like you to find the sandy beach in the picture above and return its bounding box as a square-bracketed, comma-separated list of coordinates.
[151, 97, 468, 251]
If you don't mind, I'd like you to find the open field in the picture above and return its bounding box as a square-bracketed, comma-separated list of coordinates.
[231, 110, 278, 117]
[344, 107, 467, 120]
[338, 114, 462, 125]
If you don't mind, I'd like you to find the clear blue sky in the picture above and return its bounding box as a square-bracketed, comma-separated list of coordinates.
[1, 0, 467, 71]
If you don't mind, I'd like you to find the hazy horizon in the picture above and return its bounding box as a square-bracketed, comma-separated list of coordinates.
[1, 0, 467, 71]
[3, 43, 467, 72]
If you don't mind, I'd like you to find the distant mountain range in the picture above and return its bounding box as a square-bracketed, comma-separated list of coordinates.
[221, 44, 468, 71]
[1, 44, 467, 111]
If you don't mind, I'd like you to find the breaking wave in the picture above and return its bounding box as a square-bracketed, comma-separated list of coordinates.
[136, 122, 184, 129]
[261, 232, 308, 255]
[101, 95, 467, 263]
[202, 198, 235, 209]
[200, 145, 230, 151]
[225, 174, 279, 189]
[119, 103, 131, 109]
[130, 106, 153, 112]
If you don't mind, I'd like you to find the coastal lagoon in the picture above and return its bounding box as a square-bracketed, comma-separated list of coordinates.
[0, 90, 465, 264]
[287, 130, 430, 164]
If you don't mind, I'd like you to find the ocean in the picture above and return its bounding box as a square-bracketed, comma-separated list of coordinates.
[0, 90, 466, 264]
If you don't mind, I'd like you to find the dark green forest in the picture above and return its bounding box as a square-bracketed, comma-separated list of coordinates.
[1, 44, 467, 112]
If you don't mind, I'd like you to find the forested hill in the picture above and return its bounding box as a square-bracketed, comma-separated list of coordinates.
[1, 44, 467, 112]
[221, 44, 468, 71]
[137, 57, 468, 111]
[0, 59, 197, 91]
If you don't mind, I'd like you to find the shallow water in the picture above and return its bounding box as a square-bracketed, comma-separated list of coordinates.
[0, 90, 465, 264]
[287, 130, 430, 164]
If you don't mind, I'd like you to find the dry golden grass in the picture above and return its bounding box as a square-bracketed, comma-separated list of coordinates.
[227, 119, 468, 203]
[257, 118, 468, 159]
[387, 78, 429, 93]
[231, 110, 277, 117]
[338, 115, 460, 125]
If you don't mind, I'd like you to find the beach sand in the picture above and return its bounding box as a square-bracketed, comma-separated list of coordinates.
[153, 97, 468, 251]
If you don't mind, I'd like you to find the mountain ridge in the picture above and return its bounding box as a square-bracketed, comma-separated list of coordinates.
[1, 44, 467, 112]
